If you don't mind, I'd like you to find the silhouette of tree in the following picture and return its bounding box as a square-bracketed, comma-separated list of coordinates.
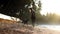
[0, 0, 41, 26]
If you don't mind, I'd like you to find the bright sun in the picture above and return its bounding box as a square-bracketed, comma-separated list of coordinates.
[40, 0, 60, 15]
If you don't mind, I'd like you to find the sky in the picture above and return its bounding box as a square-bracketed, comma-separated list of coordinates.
[1, 0, 60, 19]
[35, 0, 60, 31]
[0, 1, 60, 19]
[0, 0, 60, 18]
[40, 0, 60, 15]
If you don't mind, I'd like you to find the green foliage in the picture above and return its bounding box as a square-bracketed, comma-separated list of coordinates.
[34, 1, 42, 22]
[0, 0, 42, 25]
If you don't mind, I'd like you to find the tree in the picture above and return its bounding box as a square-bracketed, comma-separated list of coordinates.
[34, 0, 42, 22]
[0, 0, 33, 22]
[0, 0, 41, 26]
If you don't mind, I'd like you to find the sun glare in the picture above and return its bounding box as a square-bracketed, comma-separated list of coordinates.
[40, 0, 60, 15]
